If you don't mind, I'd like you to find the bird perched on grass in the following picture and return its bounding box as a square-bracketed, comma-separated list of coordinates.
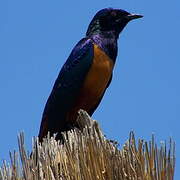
[38, 8, 143, 142]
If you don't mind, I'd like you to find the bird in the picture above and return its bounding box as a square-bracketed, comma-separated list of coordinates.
[38, 8, 143, 142]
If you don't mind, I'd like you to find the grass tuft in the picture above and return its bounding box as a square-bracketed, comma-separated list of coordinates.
[0, 110, 175, 180]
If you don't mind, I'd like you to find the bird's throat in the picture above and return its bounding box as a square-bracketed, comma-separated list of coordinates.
[90, 33, 118, 62]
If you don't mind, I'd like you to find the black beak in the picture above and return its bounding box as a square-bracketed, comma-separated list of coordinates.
[126, 14, 143, 21]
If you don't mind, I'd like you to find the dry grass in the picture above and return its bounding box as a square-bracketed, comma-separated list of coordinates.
[0, 110, 175, 180]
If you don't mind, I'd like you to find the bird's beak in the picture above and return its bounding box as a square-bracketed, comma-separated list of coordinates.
[126, 14, 143, 21]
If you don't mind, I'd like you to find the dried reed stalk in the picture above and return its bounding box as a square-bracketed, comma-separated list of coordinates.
[0, 110, 175, 180]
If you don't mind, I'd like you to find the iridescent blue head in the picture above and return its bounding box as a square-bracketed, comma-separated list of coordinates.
[86, 8, 143, 38]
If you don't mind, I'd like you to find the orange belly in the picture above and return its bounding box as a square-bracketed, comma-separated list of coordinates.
[67, 44, 114, 122]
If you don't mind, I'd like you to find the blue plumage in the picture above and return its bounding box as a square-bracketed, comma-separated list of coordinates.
[38, 8, 142, 141]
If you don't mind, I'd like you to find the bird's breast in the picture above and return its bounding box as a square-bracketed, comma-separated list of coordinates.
[67, 44, 114, 122]
[83, 44, 114, 98]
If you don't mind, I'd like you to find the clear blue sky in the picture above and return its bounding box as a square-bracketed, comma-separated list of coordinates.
[0, 0, 179, 178]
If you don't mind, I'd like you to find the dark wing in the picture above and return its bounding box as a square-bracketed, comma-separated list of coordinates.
[38, 38, 94, 141]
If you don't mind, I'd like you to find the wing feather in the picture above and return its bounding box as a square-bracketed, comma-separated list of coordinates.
[38, 38, 94, 140]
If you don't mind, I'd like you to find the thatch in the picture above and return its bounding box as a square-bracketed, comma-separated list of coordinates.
[0, 110, 175, 180]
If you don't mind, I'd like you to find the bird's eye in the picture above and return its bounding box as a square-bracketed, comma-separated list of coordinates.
[111, 11, 117, 17]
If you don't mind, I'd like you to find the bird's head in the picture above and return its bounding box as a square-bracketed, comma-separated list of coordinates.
[86, 8, 143, 38]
